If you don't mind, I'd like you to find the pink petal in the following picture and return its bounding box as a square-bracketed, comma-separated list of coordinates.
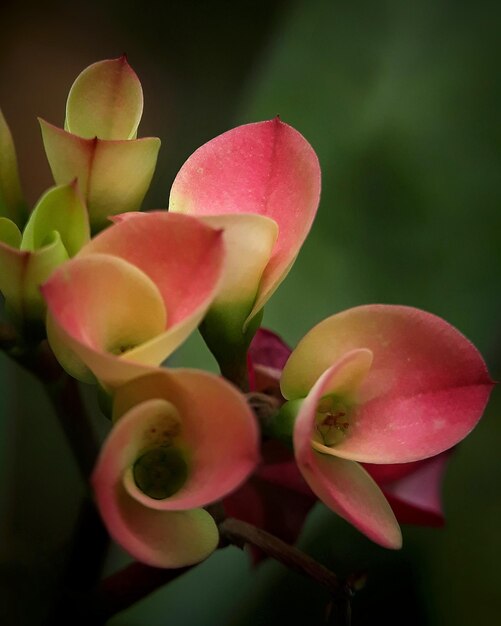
[43, 215, 225, 387]
[79, 212, 224, 328]
[169, 118, 321, 321]
[282, 305, 494, 463]
[112, 368, 260, 510]
[93, 480, 218, 568]
[366, 451, 452, 527]
[293, 357, 402, 548]
[43, 253, 167, 386]
[248, 327, 292, 393]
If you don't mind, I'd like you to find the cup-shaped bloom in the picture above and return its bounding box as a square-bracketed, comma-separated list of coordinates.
[0, 109, 27, 227]
[242, 326, 455, 546]
[279, 305, 493, 548]
[0, 181, 89, 330]
[42, 212, 225, 388]
[168, 118, 321, 381]
[40, 57, 160, 232]
[93, 368, 260, 567]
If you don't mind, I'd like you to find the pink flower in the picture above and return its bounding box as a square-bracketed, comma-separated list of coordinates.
[93, 368, 259, 567]
[279, 305, 493, 548]
[168, 118, 321, 380]
[42, 213, 224, 388]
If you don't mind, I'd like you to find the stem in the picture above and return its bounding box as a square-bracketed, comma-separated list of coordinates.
[219, 517, 341, 596]
[44, 374, 99, 478]
[84, 517, 350, 624]
[4, 335, 100, 478]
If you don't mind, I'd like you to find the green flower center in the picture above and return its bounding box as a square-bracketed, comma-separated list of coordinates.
[133, 446, 188, 500]
[314, 395, 351, 447]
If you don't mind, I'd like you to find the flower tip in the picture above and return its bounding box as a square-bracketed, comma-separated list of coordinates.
[387, 531, 403, 550]
[69, 177, 80, 192]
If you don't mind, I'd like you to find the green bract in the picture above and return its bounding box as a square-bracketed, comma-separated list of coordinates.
[0, 182, 89, 331]
[0, 110, 26, 228]
[40, 57, 160, 233]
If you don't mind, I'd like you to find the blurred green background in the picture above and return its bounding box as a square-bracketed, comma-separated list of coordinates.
[1, 0, 500, 624]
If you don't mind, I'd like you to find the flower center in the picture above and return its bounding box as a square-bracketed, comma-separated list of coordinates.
[133, 446, 188, 500]
[314, 395, 351, 447]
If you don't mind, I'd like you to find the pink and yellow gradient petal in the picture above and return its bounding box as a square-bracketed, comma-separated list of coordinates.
[169, 118, 321, 322]
[43, 254, 166, 385]
[92, 369, 260, 567]
[42, 214, 225, 388]
[111, 369, 260, 511]
[81, 212, 225, 327]
[282, 305, 493, 463]
[293, 353, 401, 549]
[93, 402, 218, 567]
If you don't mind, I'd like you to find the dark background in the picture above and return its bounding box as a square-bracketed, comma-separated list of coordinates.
[1, 1, 500, 624]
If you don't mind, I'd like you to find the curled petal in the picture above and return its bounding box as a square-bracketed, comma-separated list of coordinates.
[43, 254, 166, 386]
[283, 305, 494, 463]
[200, 214, 278, 314]
[93, 479, 218, 567]
[21, 181, 89, 256]
[112, 369, 260, 510]
[43, 215, 224, 387]
[40, 119, 160, 231]
[294, 358, 402, 548]
[169, 118, 321, 321]
[65, 56, 143, 140]
[81, 212, 225, 328]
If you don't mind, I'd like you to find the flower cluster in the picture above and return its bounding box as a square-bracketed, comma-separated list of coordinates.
[0, 58, 493, 566]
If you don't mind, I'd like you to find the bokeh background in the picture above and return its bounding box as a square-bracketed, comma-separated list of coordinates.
[1, 0, 500, 624]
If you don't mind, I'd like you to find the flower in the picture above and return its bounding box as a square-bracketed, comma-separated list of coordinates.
[93, 368, 260, 567]
[225, 327, 458, 555]
[42, 212, 224, 388]
[278, 305, 493, 547]
[167, 117, 321, 380]
[39, 57, 160, 232]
